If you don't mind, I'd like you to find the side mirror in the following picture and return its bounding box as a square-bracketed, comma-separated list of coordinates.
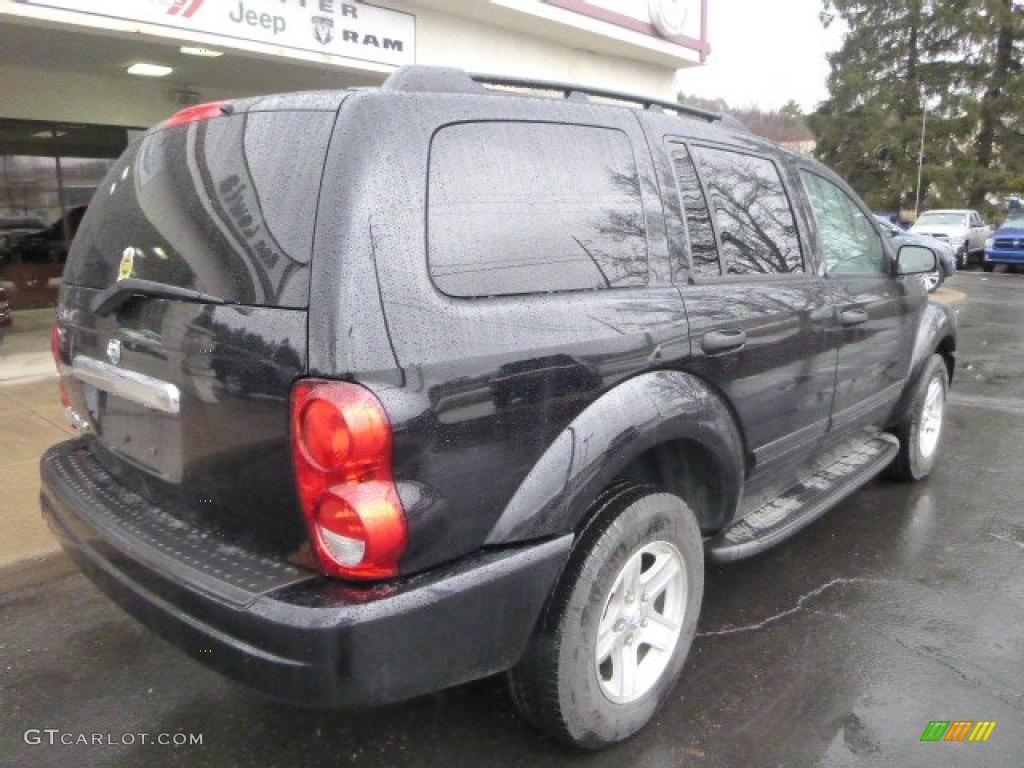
[896, 244, 938, 275]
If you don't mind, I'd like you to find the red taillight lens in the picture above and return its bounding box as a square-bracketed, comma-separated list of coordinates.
[51, 323, 71, 413]
[165, 101, 233, 128]
[300, 399, 351, 471]
[50, 323, 61, 362]
[291, 380, 407, 580]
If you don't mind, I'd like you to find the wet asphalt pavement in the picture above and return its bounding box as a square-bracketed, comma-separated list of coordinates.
[2, 270, 1022, 768]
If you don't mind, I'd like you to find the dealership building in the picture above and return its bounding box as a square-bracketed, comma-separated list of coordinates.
[0, 0, 709, 307]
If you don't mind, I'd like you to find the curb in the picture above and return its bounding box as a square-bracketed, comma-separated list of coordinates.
[0, 551, 76, 592]
[930, 287, 967, 309]
[0, 308, 57, 385]
[0, 354, 57, 386]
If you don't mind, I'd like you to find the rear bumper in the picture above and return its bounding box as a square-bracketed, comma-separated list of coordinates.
[40, 439, 571, 708]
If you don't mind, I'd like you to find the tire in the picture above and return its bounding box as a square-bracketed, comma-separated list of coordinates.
[983, 263, 995, 273]
[887, 354, 948, 481]
[509, 484, 703, 749]
[956, 246, 968, 270]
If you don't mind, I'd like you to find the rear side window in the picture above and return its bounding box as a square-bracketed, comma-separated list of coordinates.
[428, 122, 648, 297]
[65, 110, 336, 308]
[691, 146, 803, 275]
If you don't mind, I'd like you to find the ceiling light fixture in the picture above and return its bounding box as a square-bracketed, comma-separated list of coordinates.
[127, 63, 174, 77]
[180, 46, 224, 57]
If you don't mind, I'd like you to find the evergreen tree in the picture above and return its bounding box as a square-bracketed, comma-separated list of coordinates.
[810, 1, 939, 211]
[811, 0, 1022, 216]
[965, 0, 1024, 209]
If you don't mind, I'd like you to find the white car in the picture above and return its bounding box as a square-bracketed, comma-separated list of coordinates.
[911, 209, 991, 269]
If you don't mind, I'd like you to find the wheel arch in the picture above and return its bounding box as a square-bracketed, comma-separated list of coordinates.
[612, 439, 733, 535]
[936, 332, 956, 383]
[890, 301, 956, 428]
[912, 301, 957, 384]
[484, 370, 746, 546]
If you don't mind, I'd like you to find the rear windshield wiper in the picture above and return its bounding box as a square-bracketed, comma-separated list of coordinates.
[93, 278, 228, 317]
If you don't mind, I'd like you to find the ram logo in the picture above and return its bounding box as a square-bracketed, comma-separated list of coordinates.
[312, 16, 334, 45]
[107, 339, 122, 366]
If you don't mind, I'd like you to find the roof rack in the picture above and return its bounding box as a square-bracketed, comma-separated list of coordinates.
[470, 73, 723, 123]
[380, 66, 724, 124]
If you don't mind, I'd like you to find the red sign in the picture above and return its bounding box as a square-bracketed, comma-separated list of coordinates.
[168, 0, 204, 18]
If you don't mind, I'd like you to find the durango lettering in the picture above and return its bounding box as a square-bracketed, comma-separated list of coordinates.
[218, 175, 281, 269]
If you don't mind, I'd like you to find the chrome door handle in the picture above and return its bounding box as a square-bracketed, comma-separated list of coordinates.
[838, 309, 868, 327]
[701, 329, 747, 354]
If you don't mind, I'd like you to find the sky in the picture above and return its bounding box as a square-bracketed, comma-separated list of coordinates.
[676, 0, 847, 112]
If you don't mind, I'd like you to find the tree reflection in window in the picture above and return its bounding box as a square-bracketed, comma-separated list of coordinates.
[428, 122, 648, 297]
[671, 147, 719, 278]
[692, 147, 803, 275]
[800, 171, 886, 275]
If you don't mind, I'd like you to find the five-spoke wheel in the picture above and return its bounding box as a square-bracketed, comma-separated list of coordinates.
[888, 353, 948, 481]
[595, 541, 686, 704]
[509, 485, 703, 748]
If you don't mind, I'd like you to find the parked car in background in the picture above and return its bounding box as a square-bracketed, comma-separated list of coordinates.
[0, 206, 86, 265]
[0, 284, 11, 327]
[983, 215, 1024, 272]
[910, 209, 991, 268]
[0, 215, 46, 240]
[875, 215, 954, 291]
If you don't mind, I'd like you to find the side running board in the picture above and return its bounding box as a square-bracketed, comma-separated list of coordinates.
[707, 433, 899, 563]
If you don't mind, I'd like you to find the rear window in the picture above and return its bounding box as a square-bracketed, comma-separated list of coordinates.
[64, 110, 336, 308]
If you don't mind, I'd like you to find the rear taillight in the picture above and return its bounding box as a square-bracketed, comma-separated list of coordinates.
[51, 324, 72, 418]
[290, 380, 407, 580]
[165, 101, 233, 128]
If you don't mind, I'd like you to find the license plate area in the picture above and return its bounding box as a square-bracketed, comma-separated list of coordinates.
[95, 391, 185, 483]
[73, 356, 185, 483]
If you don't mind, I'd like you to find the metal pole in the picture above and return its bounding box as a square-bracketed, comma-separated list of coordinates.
[914, 106, 927, 217]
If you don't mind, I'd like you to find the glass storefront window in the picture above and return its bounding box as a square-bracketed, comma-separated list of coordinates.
[0, 119, 131, 309]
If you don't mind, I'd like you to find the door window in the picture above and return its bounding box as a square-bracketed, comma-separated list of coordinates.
[690, 146, 804, 275]
[800, 171, 887, 275]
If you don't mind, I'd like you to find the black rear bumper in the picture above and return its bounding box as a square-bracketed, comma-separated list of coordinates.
[40, 439, 572, 708]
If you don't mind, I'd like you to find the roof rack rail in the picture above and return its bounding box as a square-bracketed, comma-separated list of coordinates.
[379, 66, 724, 124]
[469, 73, 723, 123]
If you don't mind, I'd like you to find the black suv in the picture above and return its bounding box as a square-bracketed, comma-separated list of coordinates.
[41, 67, 955, 748]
